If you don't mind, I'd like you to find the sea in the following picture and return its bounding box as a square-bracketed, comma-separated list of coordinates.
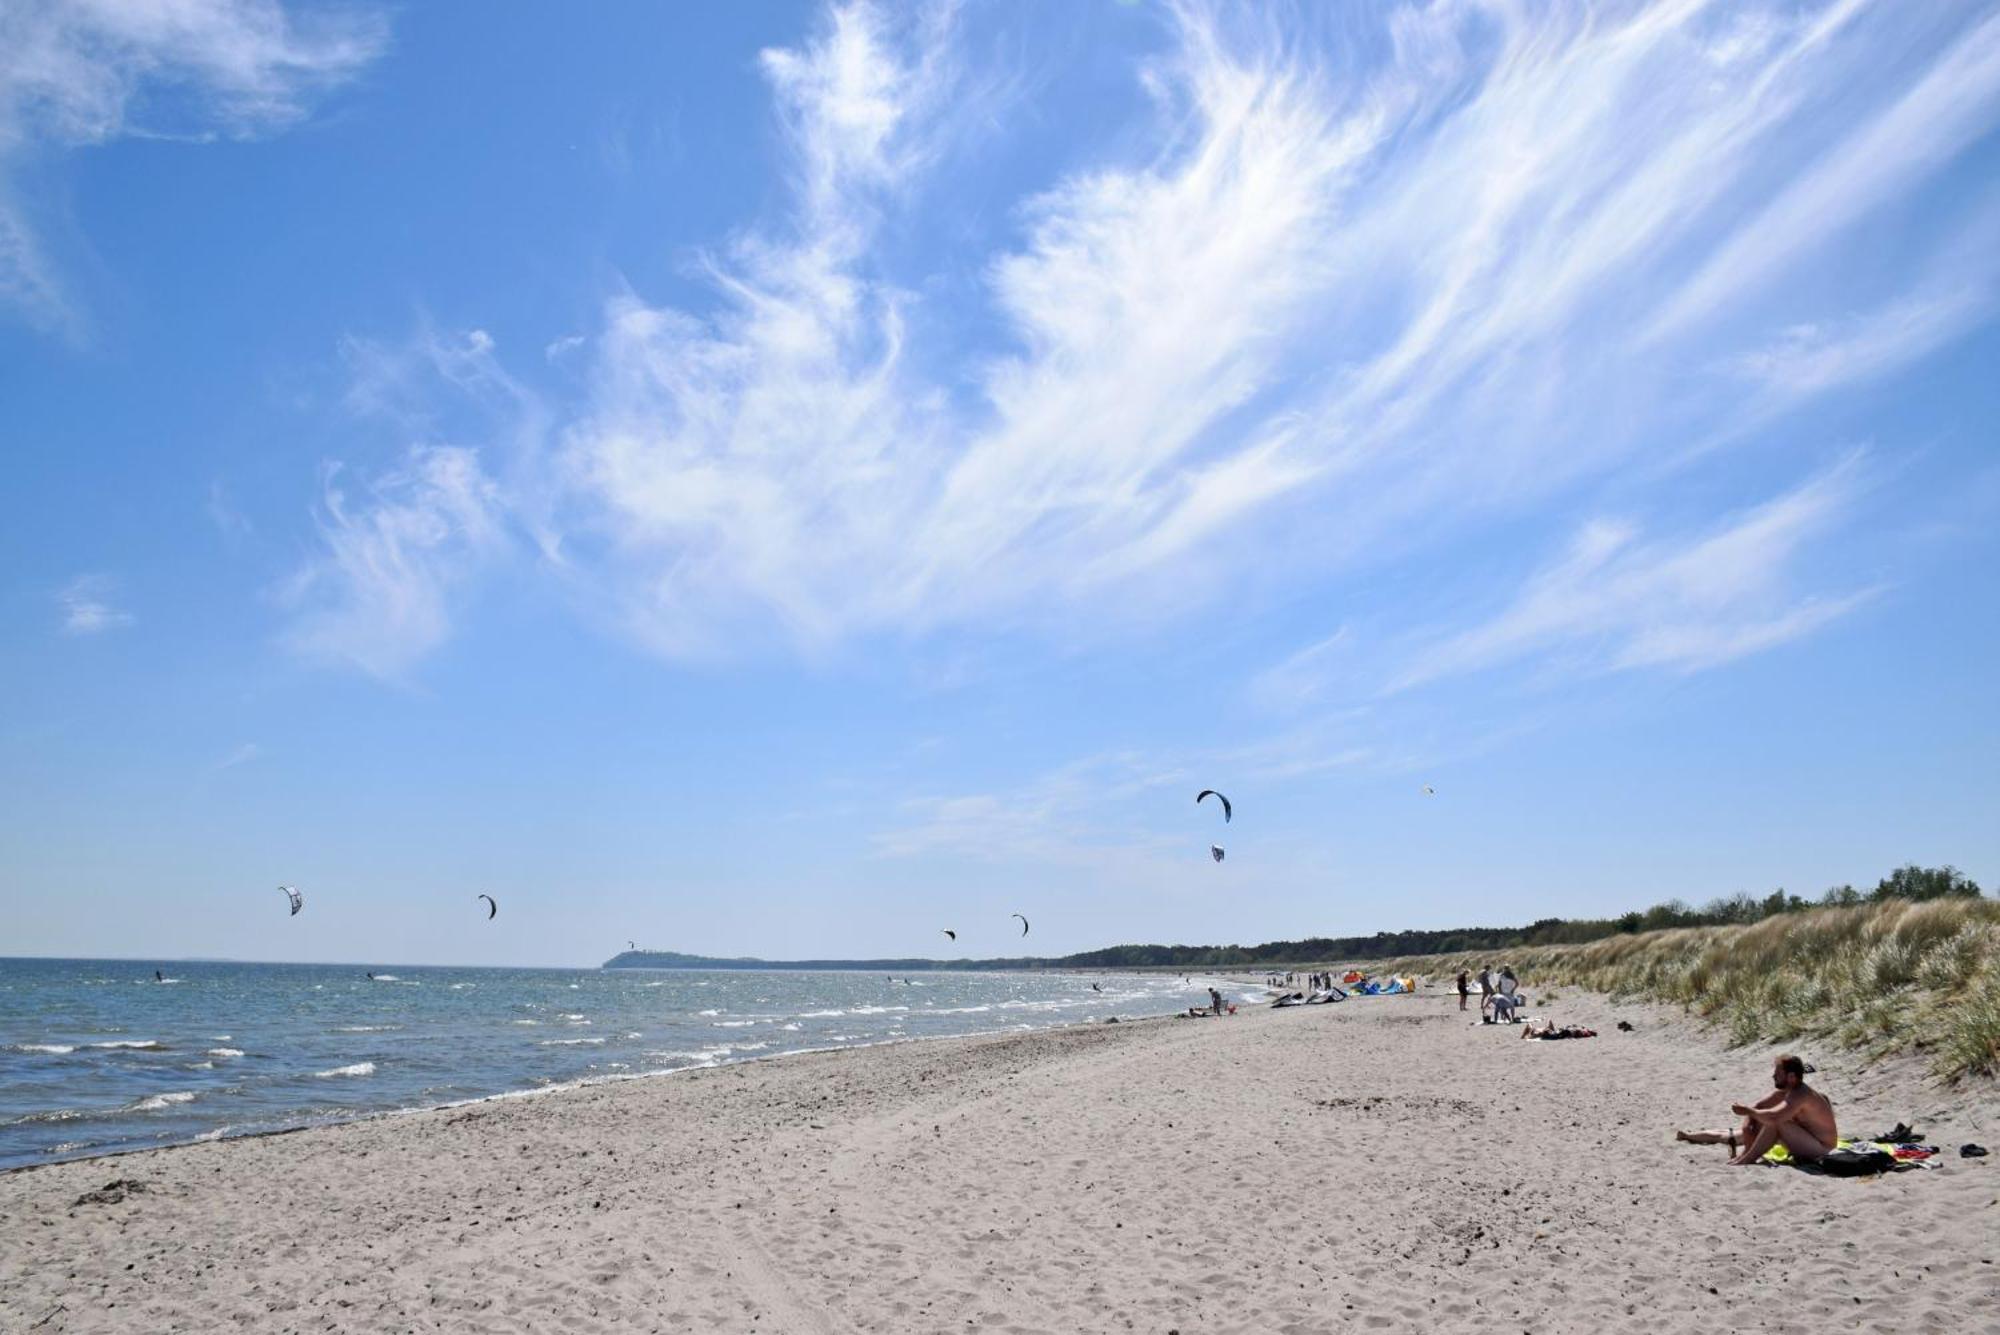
[0, 959, 1260, 1171]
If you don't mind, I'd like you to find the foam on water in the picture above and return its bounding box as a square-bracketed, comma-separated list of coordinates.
[0, 958, 1216, 1169]
[132, 1091, 197, 1111]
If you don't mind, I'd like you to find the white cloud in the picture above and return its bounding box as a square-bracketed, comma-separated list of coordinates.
[1249, 628, 1351, 713]
[56, 573, 133, 634]
[1649, 7, 2000, 342]
[205, 478, 253, 544]
[874, 730, 1379, 866]
[1393, 458, 1876, 691]
[294, 1, 1997, 676]
[214, 741, 261, 770]
[1730, 284, 1995, 405]
[0, 0, 384, 334]
[874, 750, 1190, 866]
[281, 445, 500, 679]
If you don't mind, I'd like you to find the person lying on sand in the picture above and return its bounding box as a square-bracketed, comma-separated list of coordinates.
[1677, 1055, 1836, 1165]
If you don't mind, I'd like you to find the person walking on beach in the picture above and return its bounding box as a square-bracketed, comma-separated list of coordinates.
[1455, 970, 1470, 1011]
[1208, 987, 1224, 1015]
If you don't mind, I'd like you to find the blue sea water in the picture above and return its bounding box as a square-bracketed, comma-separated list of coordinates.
[0, 959, 1254, 1170]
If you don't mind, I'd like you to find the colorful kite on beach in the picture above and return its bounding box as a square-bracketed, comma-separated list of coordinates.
[279, 885, 303, 916]
[1195, 789, 1232, 822]
[477, 894, 497, 920]
[1012, 913, 1029, 937]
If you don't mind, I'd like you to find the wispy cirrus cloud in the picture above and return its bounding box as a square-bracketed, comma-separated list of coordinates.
[1393, 457, 1877, 692]
[213, 741, 261, 770]
[56, 573, 133, 635]
[291, 0, 1998, 678]
[280, 444, 500, 680]
[0, 0, 384, 336]
[873, 729, 1381, 867]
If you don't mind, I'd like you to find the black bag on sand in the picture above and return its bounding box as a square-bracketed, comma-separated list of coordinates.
[1815, 1147, 1897, 1177]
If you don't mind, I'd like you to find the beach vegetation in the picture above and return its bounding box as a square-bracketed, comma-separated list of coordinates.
[1366, 896, 2000, 1082]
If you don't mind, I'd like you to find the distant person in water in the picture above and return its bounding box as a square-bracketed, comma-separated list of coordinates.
[1729, 1056, 1836, 1165]
[1455, 970, 1470, 1011]
[154, 969, 163, 982]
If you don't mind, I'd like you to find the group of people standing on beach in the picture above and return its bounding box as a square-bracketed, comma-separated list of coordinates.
[1267, 971, 1341, 991]
[1454, 966, 1524, 1021]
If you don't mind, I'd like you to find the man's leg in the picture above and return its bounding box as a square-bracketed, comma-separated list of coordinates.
[1730, 1118, 1783, 1165]
[1774, 1121, 1833, 1163]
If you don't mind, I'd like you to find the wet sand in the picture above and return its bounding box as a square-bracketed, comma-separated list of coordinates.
[2, 988, 1993, 1333]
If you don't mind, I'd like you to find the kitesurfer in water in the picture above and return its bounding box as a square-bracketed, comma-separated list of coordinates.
[154, 969, 163, 982]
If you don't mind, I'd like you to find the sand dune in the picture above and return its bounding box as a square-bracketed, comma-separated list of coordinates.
[2, 989, 1992, 1333]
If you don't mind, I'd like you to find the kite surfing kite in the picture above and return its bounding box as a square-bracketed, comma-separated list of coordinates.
[477, 894, 497, 920]
[628, 940, 636, 951]
[1197, 790, 1232, 863]
[1421, 784, 1436, 797]
[278, 885, 303, 916]
[1012, 913, 1029, 937]
[941, 929, 957, 941]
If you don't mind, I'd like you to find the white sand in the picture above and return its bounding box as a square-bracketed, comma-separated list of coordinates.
[2, 989, 1993, 1333]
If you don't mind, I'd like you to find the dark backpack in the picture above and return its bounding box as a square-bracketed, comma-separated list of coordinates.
[1816, 1147, 1895, 1176]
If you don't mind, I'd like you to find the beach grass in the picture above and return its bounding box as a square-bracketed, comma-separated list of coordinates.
[1365, 898, 2000, 1081]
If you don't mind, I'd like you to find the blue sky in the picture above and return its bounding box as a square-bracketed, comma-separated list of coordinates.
[2, 0, 1996, 967]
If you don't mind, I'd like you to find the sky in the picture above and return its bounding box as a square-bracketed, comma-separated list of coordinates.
[2, 0, 1996, 968]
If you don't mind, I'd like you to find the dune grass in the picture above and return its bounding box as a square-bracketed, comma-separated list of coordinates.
[1364, 898, 2000, 1082]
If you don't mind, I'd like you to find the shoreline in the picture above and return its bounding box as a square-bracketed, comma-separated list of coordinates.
[0, 998, 1207, 1181]
[4, 987, 1991, 1333]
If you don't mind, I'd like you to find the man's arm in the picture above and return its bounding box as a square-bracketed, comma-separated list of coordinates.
[1732, 1090, 1798, 1122]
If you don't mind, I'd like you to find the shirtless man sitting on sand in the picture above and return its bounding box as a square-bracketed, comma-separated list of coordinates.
[1678, 1055, 1837, 1165]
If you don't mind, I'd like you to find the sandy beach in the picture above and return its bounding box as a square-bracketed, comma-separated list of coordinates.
[3, 987, 1993, 1334]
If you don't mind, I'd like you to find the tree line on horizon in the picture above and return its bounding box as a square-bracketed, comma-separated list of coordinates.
[1052, 864, 1984, 969]
[607, 865, 1981, 971]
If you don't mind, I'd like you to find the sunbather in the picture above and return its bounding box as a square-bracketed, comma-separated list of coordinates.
[1727, 1055, 1836, 1166]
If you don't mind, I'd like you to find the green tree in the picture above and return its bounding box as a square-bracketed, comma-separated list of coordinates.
[1871, 865, 1982, 902]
